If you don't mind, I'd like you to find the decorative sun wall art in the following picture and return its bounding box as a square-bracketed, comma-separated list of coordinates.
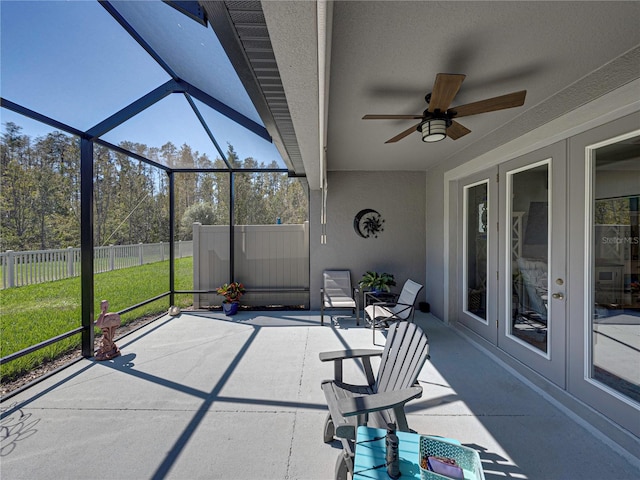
[354, 209, 385, 238]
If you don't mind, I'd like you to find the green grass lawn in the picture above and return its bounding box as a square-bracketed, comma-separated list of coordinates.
[0, 257, 193, 381]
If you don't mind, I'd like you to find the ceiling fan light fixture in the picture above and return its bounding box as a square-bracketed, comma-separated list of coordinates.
[421, 119, 447, 142]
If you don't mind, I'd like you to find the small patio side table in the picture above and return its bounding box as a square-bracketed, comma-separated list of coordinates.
[363, 291, 397, 310]
[352, 426, 463, 480]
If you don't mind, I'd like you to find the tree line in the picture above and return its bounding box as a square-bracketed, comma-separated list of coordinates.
[1, 122, 308, 251]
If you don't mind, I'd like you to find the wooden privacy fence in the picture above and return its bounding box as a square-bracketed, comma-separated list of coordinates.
[1, 241, 193, 289]
[193, 222, 310, 308]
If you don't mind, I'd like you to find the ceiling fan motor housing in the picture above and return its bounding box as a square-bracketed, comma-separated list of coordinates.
[421, 109, 453, 124]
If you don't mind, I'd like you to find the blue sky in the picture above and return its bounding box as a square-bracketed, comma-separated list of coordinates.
[0, 0, 284, 166]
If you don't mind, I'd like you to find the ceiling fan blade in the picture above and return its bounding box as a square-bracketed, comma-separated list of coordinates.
[452, 90, 527, 118]
[385, 123, 420, 143]
[447, 120, 471, 140]
[362, 114, 423, 120]
[428, 73, 466, 113]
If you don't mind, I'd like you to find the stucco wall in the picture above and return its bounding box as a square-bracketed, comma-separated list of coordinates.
[425, 165, 447, 320]
[309, 171, 426, 310]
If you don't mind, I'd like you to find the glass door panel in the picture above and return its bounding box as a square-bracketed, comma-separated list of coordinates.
[509, 162, 550, 353]
[458, 169, 497, 344]
[589, 135, 640, 403]
[465, 182, 489, 321]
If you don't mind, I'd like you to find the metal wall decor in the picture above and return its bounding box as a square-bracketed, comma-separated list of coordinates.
[354, 209, 385, 238]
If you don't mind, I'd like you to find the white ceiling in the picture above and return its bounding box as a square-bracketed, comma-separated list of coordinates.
[262, 1, 640, 188]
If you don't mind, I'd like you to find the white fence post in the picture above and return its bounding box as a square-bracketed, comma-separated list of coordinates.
[109, 245, 115, 271]
[160, 242, 165, 262]
[139, 243, 143, 265]
[7, 250, 15, 288]
[67, 246, 74, 277]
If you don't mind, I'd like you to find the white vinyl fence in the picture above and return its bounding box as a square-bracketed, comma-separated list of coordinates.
[1, 241, 193, 289]
[193, 222, 310, 308]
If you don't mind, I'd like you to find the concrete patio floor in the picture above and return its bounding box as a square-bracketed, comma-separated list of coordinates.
[1, 311, 638, 479]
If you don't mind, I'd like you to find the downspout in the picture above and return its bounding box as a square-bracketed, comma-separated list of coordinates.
[318, 0, 333, 244]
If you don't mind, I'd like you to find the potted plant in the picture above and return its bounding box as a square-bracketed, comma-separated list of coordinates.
[216, 281, 246, 315]
[358, 271, 396, 296]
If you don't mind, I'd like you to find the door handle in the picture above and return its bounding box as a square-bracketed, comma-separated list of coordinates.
[552, 292, 564, 300]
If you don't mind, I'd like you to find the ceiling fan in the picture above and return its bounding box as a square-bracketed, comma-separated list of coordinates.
[363, 73, 526, 143]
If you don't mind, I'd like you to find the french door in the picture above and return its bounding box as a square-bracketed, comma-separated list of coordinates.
[497, 142, 567, 387]
[457, 115, 639, 436]
[458, 142, 567, 387]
